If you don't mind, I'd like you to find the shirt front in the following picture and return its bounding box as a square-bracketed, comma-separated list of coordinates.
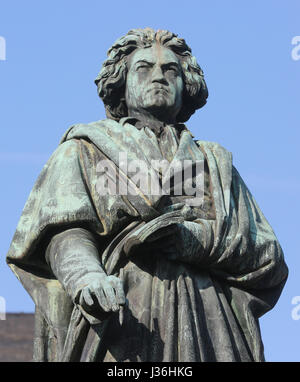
[119, 117, 215, 220]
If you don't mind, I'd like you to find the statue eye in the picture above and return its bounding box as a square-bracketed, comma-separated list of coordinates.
[164, 66, 179, 75]
[136, 64, 151, 72]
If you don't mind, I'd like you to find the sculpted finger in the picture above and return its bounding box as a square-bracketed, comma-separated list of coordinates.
[94, 288, 110, 312]
[103, 285, 119, 312]
[81, 288, 94, 307]
[146, 226, 175, 243]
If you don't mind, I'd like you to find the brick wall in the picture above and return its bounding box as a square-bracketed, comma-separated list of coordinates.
[0, 313, 34, 362]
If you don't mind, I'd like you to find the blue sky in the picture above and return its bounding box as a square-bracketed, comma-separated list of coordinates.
[0, 0, 299, 361]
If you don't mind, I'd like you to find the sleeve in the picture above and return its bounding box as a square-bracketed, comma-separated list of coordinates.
[6, 139, 104, 276]
[207, 166, 288, 291]
[46, 228, 106, 303]
[165, 166, 288, 293]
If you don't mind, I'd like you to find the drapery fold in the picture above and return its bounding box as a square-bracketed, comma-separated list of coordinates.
[6, 119, 288, 361]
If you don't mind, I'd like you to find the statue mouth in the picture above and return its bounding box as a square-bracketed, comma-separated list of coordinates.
[147, 86, 169, 94]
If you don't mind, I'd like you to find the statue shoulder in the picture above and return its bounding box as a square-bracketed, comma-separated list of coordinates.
[195, 140, 232, 162]
[195, 139, 229, 153]
[43, 139, 81, 174]
[59, 118, 122, 143]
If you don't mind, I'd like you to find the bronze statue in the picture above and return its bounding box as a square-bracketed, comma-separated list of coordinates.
[7, 28, 288, 362]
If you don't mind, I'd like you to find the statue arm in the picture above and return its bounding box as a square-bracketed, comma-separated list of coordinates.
[149, 165, 288, 293]
[46, 227, 125, 315]
[146, 217, 213, 266]
[165, 167, 288, 292]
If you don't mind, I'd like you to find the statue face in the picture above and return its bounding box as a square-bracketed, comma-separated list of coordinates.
[125, 43, 184, 122]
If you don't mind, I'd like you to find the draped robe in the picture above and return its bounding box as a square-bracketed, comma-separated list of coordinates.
[6, 118, 288, 362]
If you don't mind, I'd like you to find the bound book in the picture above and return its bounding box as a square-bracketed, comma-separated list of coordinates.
[123, 210, 184, 255]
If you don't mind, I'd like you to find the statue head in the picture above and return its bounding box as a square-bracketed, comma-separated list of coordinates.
[95, 28, 208, 123]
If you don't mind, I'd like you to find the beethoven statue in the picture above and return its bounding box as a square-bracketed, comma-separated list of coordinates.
[7, 28, 288, 362]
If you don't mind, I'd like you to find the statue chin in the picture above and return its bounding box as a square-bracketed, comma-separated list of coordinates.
[142, 103, 179, 123]
[144, 98, 169, 111]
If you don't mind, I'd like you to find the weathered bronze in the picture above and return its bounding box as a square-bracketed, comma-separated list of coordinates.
[7, 28, 288, 362]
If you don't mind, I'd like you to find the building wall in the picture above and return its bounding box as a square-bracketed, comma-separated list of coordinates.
[0, 313, 34, 362]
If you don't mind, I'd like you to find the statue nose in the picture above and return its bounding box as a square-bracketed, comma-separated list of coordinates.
[151, 66, 165, 83]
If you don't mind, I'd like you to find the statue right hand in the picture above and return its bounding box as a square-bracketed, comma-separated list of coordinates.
[79, 274, 125, 314]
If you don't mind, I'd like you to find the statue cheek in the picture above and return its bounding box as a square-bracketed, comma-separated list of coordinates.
[126, 77, 143, 103]
[134, 70, 149, 84]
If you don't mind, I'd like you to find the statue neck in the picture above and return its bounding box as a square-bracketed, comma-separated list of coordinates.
[127, 110, 176, 133]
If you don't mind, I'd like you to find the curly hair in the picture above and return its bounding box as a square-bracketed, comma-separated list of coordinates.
[95, 28, 208, 123]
